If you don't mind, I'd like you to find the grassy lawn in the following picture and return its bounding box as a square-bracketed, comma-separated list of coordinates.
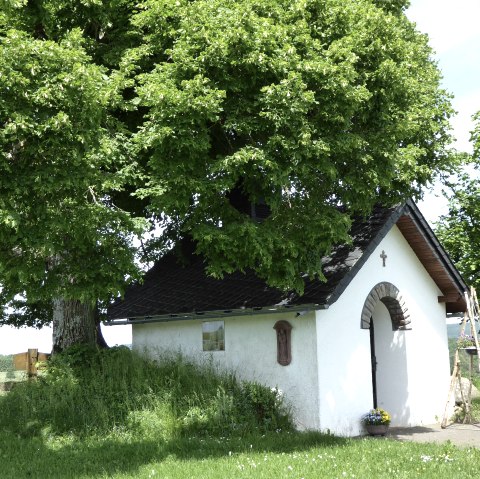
[1, 430, 479, 479]
[0, 370, 25, 383]
[1, 347, 479, 478]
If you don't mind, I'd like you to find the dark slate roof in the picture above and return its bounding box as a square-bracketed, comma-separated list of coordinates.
[108, 202, 466, 321]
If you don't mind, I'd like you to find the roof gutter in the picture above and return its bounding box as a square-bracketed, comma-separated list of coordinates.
[104, 303, 326, 326]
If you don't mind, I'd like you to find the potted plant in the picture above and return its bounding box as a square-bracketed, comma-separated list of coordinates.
[457, 333, 478, 355]
[362, 408, 391, 436]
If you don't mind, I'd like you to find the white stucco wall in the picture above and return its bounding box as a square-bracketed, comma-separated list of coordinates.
[315, 225, 451, 436]
[133, 311, 320, 430]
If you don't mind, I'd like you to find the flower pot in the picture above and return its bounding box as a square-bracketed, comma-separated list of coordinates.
[365, 424, 389, 436]
[463, 347, 478, 356]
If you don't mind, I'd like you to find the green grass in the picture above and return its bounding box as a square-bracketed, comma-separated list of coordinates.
[447, 338, 480, 422]
[1, 346, 480, 478]
[0, 429, 479, 478]
[0, 355, 25, 394]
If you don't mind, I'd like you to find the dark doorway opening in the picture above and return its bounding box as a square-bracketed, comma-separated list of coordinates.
[369, 317, 378, 409]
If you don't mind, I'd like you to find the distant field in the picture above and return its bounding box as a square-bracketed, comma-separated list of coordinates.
[0, 355, 25, 394]
[447, 321, 465, 339]
[0, 371, 26, 381]
[0, 354, 14, 372]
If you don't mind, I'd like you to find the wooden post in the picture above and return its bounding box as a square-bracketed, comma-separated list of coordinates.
[469, 287, 480, 372]
[441, 310, 468, 428]
[27, 348, 38, 378]
[441, 350, 460, 428]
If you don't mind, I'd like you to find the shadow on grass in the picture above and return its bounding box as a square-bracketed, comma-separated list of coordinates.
[0, 430, 348, 478]
[0, 433, 166, 479]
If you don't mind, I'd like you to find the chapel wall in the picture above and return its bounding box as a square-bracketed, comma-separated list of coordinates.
[132, 311, 320, 430]
[315, 225, 450, 436]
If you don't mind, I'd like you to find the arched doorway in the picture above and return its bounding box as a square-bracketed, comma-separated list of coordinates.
[361, 282, 411, 425]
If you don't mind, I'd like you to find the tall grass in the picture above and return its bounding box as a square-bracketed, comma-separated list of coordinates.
[3, 347, 480, 478]
[0, 346, 292, 438]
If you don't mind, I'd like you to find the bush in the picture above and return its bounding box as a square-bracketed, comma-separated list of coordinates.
[0, 346, 292, 438]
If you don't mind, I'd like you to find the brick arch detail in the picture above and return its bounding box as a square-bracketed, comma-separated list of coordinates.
[360, 282, 411, 330]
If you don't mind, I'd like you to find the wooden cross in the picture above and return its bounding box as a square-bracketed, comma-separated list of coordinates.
[380, 250, 387, 267]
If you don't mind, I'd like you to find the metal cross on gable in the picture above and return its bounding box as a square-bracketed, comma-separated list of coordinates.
[380, 250, 387, 267]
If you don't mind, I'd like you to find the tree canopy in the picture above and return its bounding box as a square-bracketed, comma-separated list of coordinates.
[131, 0, 456, 290]
[0, 0, 459, 340]
[0, 28, 143, 327]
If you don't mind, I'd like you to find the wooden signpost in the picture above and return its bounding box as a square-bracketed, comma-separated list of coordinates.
[12, 349, 50, 378]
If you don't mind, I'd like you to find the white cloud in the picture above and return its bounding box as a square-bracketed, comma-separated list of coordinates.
[0, 323, 131, 355]
[408, 0, 480, 55]
[0, 326, 53, 355]
[408, 1, 480, 153]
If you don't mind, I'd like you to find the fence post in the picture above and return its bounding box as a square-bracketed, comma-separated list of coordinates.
[27, 348, 38, 378]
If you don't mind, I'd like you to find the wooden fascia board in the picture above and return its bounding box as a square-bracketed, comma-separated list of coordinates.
[403, 199, 468, 297]
[326, 199, 468, 311]
[438, 294, 464, 303]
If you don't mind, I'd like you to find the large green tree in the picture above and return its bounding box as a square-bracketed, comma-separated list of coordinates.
[0, 0, 460, 350]
[0, 28, 144, 351]
[131, 0, 457, 290]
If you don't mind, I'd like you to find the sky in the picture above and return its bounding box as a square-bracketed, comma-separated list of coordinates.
[409, 0, 480, 152]
[409, 0, 480, 221]
[1, 0, 479, 354]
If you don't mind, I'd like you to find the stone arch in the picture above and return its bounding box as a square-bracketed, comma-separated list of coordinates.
[360, 282, 410, 330]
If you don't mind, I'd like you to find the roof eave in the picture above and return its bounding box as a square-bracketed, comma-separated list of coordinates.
[325, 200, 468, 312]
[105, 303, 326, 326]
[399, 200, 468, 312]
[404, 199, 468, 292]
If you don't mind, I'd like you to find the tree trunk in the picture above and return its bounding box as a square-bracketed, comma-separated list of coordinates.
[52, 298, 97, 354]
[95, 305, 109, 349]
